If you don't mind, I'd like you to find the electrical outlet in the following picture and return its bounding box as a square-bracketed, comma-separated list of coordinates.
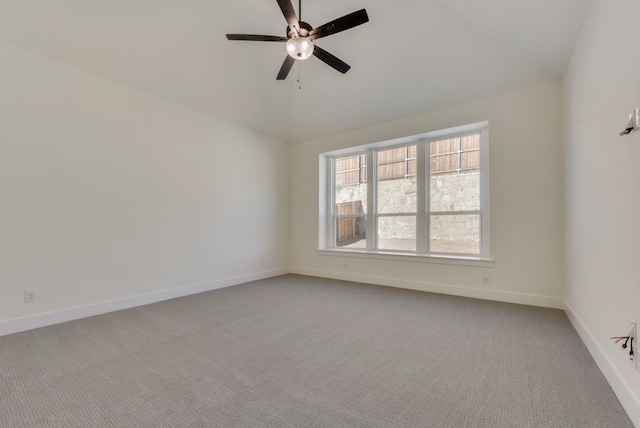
[24, 290, 36, 303]
[481, 276, 490, 286]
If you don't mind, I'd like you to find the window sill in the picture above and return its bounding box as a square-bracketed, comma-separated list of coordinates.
[316, 249, 494, 268]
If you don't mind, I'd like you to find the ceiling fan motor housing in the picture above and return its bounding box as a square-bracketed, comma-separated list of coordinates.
[287, 21, 313, 38]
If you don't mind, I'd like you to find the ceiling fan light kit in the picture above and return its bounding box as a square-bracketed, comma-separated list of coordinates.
[286, 37, 314, 60]
[226, 0, 369, 80]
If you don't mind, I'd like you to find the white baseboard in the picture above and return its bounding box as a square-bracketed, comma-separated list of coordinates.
[289, 267, 564, 309]
[0, 268, 288, 337]
[565, 302, 640, 427]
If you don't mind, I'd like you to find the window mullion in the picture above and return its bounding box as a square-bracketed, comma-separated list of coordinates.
[457, 137, 462, 174]
[326, 156, 336, 248]
[416, 141, 427, 254]
[366, 149, 376, 252]
[429, 210, 481, 216]
[480, 127, 490, 258]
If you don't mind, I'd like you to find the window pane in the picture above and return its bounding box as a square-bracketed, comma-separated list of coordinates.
[430, 137, 458, 174]
[378, 216, 416, 251]
[335, 216, 366, 248]
[430, 170, 480, 211]
[430, 214, 480, 254]
[335, 154, 367, 212]
[429, 134, 480, 212]
[460, 134, 480, 172]
[377, 146, 417, 214]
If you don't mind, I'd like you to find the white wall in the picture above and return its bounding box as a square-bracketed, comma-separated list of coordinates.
[0, 42, 289, 331]
[564, 0, 640, 423]
[290, 81, 565, 308]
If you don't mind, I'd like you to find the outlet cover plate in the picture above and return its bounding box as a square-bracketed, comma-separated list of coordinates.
[24, 290, 36, 303]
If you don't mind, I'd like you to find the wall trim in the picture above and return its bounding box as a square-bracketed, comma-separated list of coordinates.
[0, 268, 288, 337]
[565, 301, 640, 426]
[289, 267, 564, 309]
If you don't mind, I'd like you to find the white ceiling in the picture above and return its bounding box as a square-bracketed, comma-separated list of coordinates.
[0, 0, 591, 143]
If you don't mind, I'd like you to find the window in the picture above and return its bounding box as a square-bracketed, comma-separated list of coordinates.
[321, 122, 489, 259]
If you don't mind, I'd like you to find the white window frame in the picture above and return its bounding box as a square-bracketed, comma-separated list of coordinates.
[319, 122, 490, 261]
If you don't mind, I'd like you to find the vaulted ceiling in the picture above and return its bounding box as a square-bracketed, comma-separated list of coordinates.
[0, 0, 591, 143]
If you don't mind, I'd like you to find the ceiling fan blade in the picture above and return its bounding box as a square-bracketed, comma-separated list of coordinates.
[276, 0, 300, 34]
[309, 9, 369, 40]
[226, 34, 287, 42]
[277, 56, 296, 80]
[313, 46, 351, 74]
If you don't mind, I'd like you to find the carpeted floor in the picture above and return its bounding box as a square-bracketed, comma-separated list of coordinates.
[0, 275, 633, 427]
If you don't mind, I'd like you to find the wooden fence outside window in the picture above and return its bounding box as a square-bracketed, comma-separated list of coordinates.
[335, 201, 365, 244]
[335, 134, 480, 187]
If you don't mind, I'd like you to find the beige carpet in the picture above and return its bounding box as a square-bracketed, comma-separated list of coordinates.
[0, 275, 633, 427]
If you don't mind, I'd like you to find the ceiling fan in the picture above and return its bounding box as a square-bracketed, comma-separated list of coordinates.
[226, 0, 369, 80]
